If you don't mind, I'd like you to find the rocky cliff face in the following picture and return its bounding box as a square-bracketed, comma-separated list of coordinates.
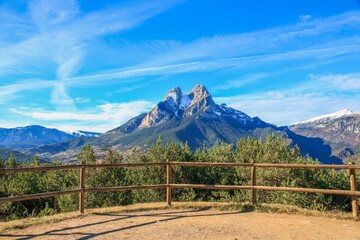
[138, 85, 215, 128]
[109, 84, 268, 135]
[289, 110, 360, 157]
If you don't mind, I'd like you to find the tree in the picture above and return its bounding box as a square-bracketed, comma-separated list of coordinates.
[77, 144, 96, 164]
[0, 158, 5, 168]
[6, 153, 17, 168]
[104, 147, 122, 164]
[32, 154, 40, 166]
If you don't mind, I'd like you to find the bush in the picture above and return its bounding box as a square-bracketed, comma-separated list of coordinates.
[0, 136, 355, 220]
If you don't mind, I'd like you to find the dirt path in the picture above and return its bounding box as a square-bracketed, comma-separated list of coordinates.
[1, 208, 360, 240]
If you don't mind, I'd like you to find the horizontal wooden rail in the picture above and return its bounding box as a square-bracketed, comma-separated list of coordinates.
[254, 163, 360, 170]
[169, 184, 360, 196]
[254, 186, 360, 196]
[86, 184, 167, 193]
[85, 162, 167, 169]
[170, 184, 253, 190]
[0, 189, 82, 204]
[1, 185, 358, 204]
[0, 161, 358, 219]
[0, 165, 83, 173]
[169, 162, 252, 167]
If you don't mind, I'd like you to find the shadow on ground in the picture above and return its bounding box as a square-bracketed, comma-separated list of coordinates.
[0, 207, 252, 239]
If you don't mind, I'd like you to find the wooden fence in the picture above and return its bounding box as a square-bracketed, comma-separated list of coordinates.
[0, 162, 359, 219]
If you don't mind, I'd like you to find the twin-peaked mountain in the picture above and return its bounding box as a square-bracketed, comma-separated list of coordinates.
[95, 85, 281, 148]
[3, 85, 360, 165]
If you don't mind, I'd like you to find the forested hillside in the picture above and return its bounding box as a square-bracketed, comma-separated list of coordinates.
[0, 135, 357, 220]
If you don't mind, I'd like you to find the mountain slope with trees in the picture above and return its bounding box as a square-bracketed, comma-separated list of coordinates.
[93, 85, 283, 149]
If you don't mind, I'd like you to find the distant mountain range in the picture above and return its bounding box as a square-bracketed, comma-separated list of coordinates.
[0, 125, 102, 149]
[1, 85, 359, 165]
[289, 109, 360, 163]
[0, 147, 32, 163]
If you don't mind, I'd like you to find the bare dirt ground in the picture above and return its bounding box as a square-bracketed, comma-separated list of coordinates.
[1, 203, 360, 240]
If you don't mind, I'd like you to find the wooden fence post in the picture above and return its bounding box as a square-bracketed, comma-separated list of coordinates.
[166, 161, 172, 207]
[349, 166, 359, 219]
[79, 166, 86, 214]
[251, 160, 257, 204]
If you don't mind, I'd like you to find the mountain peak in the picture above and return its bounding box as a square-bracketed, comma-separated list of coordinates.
[135, 84, 256, 129]
[100, 84, 276, 153]
[164, 86, 183, 104]
[185, 84, 214, 116]
[189, 84, 211, 100]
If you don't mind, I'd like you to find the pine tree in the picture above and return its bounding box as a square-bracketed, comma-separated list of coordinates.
[32, 154, 40, 166]
[77, 144, 96, 164]
[6, 153, 17, 168]
[0, 158, 5, 168]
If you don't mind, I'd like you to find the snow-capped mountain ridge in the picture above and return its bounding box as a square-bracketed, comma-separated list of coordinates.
[138, 85, 253, 129]
[292, 109, 357, 125]
[289, 108, 360, 163]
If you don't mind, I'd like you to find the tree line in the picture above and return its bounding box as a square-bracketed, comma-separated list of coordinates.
[0, 135, 357, 220]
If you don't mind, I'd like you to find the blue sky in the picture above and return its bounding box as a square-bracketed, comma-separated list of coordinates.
[1, 0, 360, 132]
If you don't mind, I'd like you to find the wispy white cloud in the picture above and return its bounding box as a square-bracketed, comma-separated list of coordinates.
[62, 42, 360, 86]
[3, 39, 359, 107]
[0, 80, 54, 103]
[40, 11, 358, 89]
[212, 73, 271, 91]
[74, 97, 91, 103]
[10, 101, 152, 121]
[67, 0, 183, 39]
[310, 73, 360, 91]
[215, 91, 360, 126]
[51, 82, 76, 110]
[106, 83, 152, 96]
[2, 11, 360, 93]
[9, 101, 153, 132]
[215, 72, 360, 125]
[139, 11, 360, 66]
[0, 0, 182, 106]
[2, 7, 360, 131]
[299, 14, 312, 22]
[28, 0, 79, 32]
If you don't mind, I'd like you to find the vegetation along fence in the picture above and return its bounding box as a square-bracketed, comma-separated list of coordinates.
[0, 162, 359, 219]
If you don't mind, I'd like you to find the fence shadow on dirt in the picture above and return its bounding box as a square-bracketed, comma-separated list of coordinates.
[0, 207, 253, 239]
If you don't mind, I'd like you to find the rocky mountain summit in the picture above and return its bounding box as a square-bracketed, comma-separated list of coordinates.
[100, 84, 278, 148]
[127, 85, 260, 131]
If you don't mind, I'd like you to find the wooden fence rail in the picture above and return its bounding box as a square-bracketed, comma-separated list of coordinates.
[0, 162, 359, 219]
